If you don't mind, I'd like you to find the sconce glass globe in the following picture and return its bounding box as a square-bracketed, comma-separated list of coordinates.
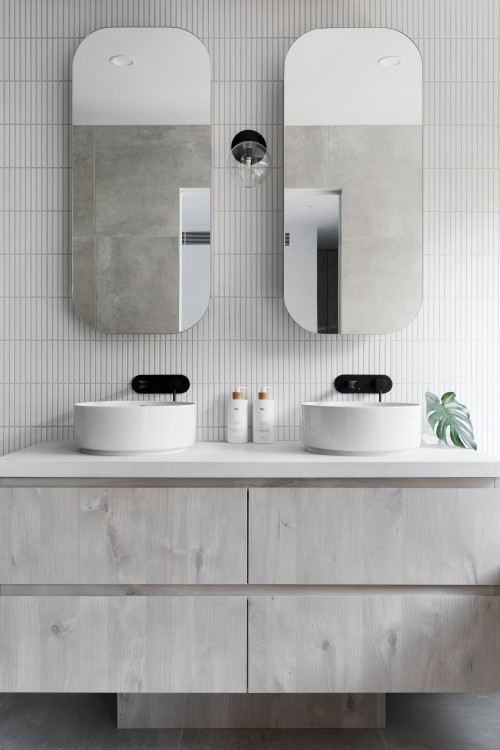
[228, 130, 272, 188]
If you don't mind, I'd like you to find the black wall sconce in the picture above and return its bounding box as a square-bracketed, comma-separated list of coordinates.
[228, 129, 272, 188]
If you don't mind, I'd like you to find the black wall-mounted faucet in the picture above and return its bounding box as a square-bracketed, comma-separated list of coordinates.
[334, 374, 393, 402]
[131, 374, 190, 401]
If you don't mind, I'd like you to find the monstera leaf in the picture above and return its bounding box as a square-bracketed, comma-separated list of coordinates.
[425, 391, 477, 450]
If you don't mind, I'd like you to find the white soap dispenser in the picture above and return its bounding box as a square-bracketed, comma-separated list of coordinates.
[226, 387, 248, 443]
[253, 387, 275, 443]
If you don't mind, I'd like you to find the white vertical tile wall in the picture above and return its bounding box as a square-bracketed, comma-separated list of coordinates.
[1, 0, 499, 455]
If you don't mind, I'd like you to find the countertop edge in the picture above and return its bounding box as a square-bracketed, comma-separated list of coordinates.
[0, 441, 499, 480]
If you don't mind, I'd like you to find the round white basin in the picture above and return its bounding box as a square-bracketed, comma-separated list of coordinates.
[74, 401, 196, 455]
[301, 401, 422, 455]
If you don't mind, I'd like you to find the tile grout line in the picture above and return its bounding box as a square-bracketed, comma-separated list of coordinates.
[378, 726, 390, 749]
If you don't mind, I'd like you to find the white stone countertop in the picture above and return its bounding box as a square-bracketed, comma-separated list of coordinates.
[0, 440, 498, 479]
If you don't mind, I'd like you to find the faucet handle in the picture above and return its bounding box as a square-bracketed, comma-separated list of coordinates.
[346, 380, 361, 391]
[133, 378, 149, 393]
[374, 376, 392, 394]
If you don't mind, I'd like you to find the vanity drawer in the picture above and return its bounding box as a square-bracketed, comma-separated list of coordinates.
[0, 488, 247, 584]
[248, 594, 500, 693]
[0, 595, 247, 692]
[249, 488, 500, 585]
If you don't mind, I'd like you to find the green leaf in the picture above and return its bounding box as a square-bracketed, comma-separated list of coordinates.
[425, 391, 477, 451]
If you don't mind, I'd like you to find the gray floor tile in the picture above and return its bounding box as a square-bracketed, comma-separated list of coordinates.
[1, 693, 500, 749]
[0, 693, 181, 750]
[179, 728, 385, 750]
[382, 694, 500, 750]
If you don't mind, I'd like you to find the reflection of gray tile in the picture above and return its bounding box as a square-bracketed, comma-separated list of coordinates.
[72, 126, 94, 237]
[341, 184, 421, 239]
[95, 125, 211, 237]
[95, 235, 179, 333]
[333, 125, 422, 334]
[341, 234, 422, 334]
[283, 124, 422, 335]
[329, 125, 422, 239]
[284, 126, 329, 188]
[73, 124, 211, 334]
[328, 125, 421, 177]
[180, 728, 385, 750]
[72, 237, 95, 327]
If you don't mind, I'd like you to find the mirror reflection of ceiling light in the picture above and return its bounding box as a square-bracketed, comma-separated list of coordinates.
[109, 55, 135, 66]
[302, 205, 313, 210]
[378, 56, 401, 66]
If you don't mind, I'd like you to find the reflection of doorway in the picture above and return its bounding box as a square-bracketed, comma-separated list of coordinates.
[179, 189, 211, 331]
[284, 190, 341, 334]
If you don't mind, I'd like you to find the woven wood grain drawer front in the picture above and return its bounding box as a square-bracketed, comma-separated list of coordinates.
[0, 488, 247, 584]
[249, 488, 500, 585]
[248, 594, 500, 693]
[0, 595, 247, 692]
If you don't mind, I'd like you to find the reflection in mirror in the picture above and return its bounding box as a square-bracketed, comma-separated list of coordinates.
[284, 28, 422, 334]
[285, 191, 340, 334]
[180, 189, 210, 331]
[72, 28, 211, 333]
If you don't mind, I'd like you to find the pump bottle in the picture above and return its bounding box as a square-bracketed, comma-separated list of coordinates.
[226, 387, 248, 443]
[252, 387, 274, 443]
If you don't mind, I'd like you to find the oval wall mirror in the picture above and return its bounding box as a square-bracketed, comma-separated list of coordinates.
[72, 28, 211, 333]
[284, 28, 422, 334]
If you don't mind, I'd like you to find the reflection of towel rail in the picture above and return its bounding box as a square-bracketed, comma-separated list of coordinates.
[182, 231, 210, 245]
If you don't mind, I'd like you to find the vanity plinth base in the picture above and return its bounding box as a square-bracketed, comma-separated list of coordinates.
[116, 693, 386, 729]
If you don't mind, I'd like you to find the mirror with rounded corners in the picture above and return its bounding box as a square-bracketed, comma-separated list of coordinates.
[284, 28, 422, 334]
[72, 28, 211, 333]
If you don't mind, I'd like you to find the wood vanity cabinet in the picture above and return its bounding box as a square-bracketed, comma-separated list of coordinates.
[0, 595, 247, 692]
[0, 487, 247, 584]
[0, 487, 248, 693]
[1, 481, 500, 709]
[248, 593, 500, 694]
[249, 487, 500, 585]
[248, 487, 500, 694]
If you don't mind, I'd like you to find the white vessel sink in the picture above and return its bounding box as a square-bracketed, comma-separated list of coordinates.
[74, 401, 196, 455]
[301, 401, 422, 455]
